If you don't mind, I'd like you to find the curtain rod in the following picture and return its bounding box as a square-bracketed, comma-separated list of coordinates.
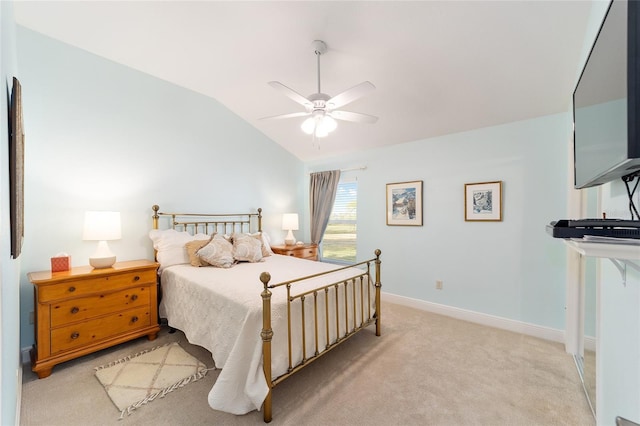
[341, 166, 367, 173]
[309, 166, 367, 175]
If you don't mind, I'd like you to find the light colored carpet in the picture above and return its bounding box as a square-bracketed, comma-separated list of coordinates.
[94, 342, 208, 419]
[20, 302, 595, 425]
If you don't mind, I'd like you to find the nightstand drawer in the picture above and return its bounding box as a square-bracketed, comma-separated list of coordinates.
[38, 269, 156, 302]
[50, 287, 151, 327]
[271, 244, 318, 261]
[51, 306, 152, 354]
[288, 248, 316, 259]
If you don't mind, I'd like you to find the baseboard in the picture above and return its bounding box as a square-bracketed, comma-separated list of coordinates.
[21, 347, 30, 365]
[381, 292, 565, 344]
[584, 336, 596, 352]
[15, 366, 22, 425]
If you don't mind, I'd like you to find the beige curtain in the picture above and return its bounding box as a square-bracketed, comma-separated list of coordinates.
[309, 170, 341, 255]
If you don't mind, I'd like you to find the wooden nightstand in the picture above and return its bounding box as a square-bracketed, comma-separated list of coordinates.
[28, 259, 160, 379]
[271, 243, 318, 261]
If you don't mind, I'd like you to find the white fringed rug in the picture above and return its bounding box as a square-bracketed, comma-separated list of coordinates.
[94, 342, 207, 419]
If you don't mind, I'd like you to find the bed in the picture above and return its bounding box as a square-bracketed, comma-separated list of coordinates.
[150, 205, 382, 422]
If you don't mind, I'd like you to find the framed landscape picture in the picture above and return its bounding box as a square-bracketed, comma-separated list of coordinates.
[386, 180, 423, 226]
[465, 181, 502, 222]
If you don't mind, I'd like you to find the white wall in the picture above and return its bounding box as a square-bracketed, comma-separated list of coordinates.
[306, 113, 571, 330]
[16, 27, 306, 349]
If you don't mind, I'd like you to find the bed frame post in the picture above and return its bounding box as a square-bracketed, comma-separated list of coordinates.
[260, 272, 273, 423]
[374, 249, 382, 337]
[257, 207, 262, 232]
[152, 205, 160, 229]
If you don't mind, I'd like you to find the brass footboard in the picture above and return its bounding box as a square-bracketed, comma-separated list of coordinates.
[260, 249, 382, 423]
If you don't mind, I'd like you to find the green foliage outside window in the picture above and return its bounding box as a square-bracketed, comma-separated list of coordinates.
[322, 182, 357, 263]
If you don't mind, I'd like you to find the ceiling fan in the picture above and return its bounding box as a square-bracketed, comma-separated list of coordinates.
[264, 40, 378, 139]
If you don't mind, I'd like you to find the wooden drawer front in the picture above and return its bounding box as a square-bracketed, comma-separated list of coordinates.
[299, 248, 317, 259]
[51, 306, 151, 354]
[50, 287, 151, 327]
[285, 248, 317, 259]
[39, 269, 156, 302]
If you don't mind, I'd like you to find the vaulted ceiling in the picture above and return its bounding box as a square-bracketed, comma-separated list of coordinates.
[14, 1, 594, 161]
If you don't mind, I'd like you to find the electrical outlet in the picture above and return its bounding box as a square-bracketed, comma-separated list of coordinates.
[29, 311, 35, 324]
[436, 280, 443, 290]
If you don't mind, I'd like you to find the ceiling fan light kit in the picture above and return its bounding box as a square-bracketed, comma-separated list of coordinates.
[265, 40, 378, 141]
[301, 111, 337, 137]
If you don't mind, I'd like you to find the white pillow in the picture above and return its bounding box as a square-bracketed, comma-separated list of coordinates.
[197, 235, 234, 268]
[253, 232, 274, 255]
[149, 229, 210, 270]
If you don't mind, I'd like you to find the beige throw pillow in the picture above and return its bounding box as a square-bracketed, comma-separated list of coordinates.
[197, 235, 234, 268]
[232, 233, 264, 263]
[185, 237, 212, 267]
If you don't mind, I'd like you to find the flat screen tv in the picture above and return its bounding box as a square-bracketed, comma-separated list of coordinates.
[573, 0, 640, 189]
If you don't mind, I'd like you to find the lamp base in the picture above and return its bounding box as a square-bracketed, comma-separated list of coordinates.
[89, 240, 116, 268]
[284, 229, 296, 246]
[89, 256, 116, 269]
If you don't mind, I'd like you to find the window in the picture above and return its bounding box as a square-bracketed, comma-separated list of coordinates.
[322, 180, 357, 263]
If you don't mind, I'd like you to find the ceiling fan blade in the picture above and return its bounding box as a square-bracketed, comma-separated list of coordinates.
[268, 81, 313, 108]
[260, 111, 310, 120]
[327, 81, 376, 109]
[330, 110, 378, 124]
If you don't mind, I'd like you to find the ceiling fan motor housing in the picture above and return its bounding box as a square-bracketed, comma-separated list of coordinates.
[307, 93, 331, 111]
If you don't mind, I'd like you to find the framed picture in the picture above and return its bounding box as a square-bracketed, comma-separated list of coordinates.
[464, 181, 502, 222]
[9, 77, 24, 258]
[386, 180, 423, 226]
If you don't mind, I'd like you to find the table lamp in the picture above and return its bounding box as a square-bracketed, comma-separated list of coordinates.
[83, 211, 121, 268]
[282, 213, 299, 246]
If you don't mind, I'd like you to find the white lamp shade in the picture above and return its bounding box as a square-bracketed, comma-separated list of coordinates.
[282, 213, 299, 231]
[83, 211, 121, 241]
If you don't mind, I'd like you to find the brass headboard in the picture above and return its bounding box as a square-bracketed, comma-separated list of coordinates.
[152, 205, 262, 235]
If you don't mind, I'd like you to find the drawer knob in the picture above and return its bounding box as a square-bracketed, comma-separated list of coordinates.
[131, 294, 138, 301]
[289, 253, 294, 256]
[70, 307, 79, 314]
[133, 276, 140, 281]
[68, 286, 76, 292]
[131, 316, 139, 323]
[70, 332, 80, 340]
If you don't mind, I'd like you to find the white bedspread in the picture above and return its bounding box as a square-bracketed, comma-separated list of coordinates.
[159, 254, 375, 415]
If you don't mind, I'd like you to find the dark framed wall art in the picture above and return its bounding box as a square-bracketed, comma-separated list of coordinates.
[9, 77, 24, 258]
